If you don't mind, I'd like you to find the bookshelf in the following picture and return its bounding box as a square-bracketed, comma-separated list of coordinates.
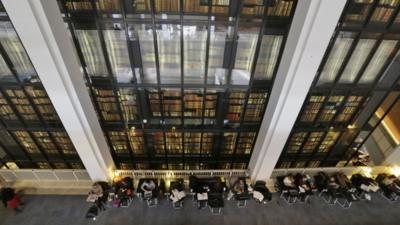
[25, 86, 59, 122]
[335, 95, 364, 123]
[244, 90, 267, 122]
[13, 131, 41, 155]
[31, 131, 59, 155]
[165, 131, 183, 154]
[286, 132, 306, 154]
[51, 132, 77, 155]
[184, 132, 201, 154]
[108, 131, 130, 154]
[118, 88, 138, 121]
[221, 132, 237, 155]
[317, 95, 344, 123]
[300, 95, 325, 123]
[226, 91, 246, 122]
[301, 131, 324, 154]
[92, 88, 121, 121]
[5, 88, 39, 122]
[235, 132, 256, 155]
[128, 129, 146, 155]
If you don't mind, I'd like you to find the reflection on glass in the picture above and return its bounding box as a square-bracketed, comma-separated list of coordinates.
[370, 0, 399, 23]
[339, 38, 376, 84]
[221, 132, 237, 155]
[118, 88, 138, 121]
[212, 0, 229, 14]
[368, 92, 399, 127]
[184, 26, 207, 84]
[157, 24, 181, 84]
[254, 35, 283, 80]
[184, 89, 203, 117]
[286, 132, 307, 154]
[208, 25, 228, 85]
[135, 24, 157, 84]
[242, 0, 264, 16]
[201, 132, 213, 154]
[343, 0, 374, 26]
[147, 89, 161, 116]
[75, 29, 108, 77]
[0, 54, 14, 82]
[232, 30, 258, 85]
[128, 129, 145, 155]
[166, 131, 183, 154]
[163, 89, 182, 117]
[318, 131, 340, 153]
[359, 40, 398, 84]
[0, 22, 36, 81]
[318, 32, 355, 85]
[103, 27, 133, 83]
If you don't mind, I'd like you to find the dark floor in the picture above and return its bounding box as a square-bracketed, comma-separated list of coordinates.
[0, 193, 399, 225]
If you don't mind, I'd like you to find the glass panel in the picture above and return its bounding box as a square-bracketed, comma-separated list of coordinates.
[302, 132, 324, 154]
[286, 132, 307, 154]
[317, 95, 344, 123]
[13, 131, 41, 155]
[267, 0, 294, 17]
[147, 89, 161, 117]
[368, 92, 400, 127]
[148, 132, 165, 155]
[0, 54, 15, 82]
[108, 131, 129, 154]
[184, 0, 208, 13]
[318, 32, 355, 85]
[343, 0, 374, 27]
[183, 25, 207, 84]
[51, 131, 76, 155]
[201, 132, 214, 154]
[103, 23, 133, 83]
[335, 95, 364, 123]
[184, 89, 203, 118]
[212, 0, 229, 15]
[155, 0, 180, 13]
[242, 0, 264, 16]
[128, 129, 146, 155]
[338, 38, 377, 84]
[163, 89, 182, 117]
[254, 35, 283, 80]
[92, 88, 121, 121]
[25, 86, 59, 123]
[358, 40, 398, 84]
[31, 132, 59, 155]
[232, 25, 259, 85]
[0, 130, 27, 159]
[221, 132, 237, 155]
[300, 95, 325, 123]
[370, 0, 399, 23]
[318, 132, 340, 153]
[165, 131, 183, 154]
[235, 132, 256, 155]
[5, 88, 39, 122]
[75, 29, 108, 77]
[118, 88, 138, 121]
[226, 90, 246, 124]
[0, 22, 36, 81]
[208, 24, 229, 85]
[131, 0, 151, 13]
[96, 0, 121, 13]
[184, 132, 201, 154]
[0, 92, 18, 122]
[157, 24, 181, 84]
[244, 89, 267, 122]
[134, 24, 157, 84]
[65, 0, 93, 12]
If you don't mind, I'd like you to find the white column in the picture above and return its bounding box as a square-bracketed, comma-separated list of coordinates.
[248, 0, 347, 181]
[3, 0, 115, 181]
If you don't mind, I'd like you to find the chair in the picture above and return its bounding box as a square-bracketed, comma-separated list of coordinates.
[253, 180, 272, 204]
[276, 175, 298, 204]
[208, 193, 224, 215]
[137, 178, 159, 207]
[169, 179, 185, 209]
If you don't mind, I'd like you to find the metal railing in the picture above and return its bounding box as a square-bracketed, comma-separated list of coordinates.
[0, 169, 91, 182]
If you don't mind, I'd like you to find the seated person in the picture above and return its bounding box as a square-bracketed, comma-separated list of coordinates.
[295, 174, 312, 194]
[382, 175, 400, 194]
[327, 177, 340, 191]
[336, 172, 354, 190]
[141, 179, 156, 198]
[283, 174, 296, 189]
[232, 179, 246, 195]
[170, 182, 186, 203]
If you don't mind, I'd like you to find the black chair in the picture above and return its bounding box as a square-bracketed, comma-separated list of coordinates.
[208, 192, 224, 215]
[253, 180, 272, 203]
[137, 178, 159, 207]
[375, 173, 400, 202]
[231, 177, 251, 208]
[276, 175, 298, 204]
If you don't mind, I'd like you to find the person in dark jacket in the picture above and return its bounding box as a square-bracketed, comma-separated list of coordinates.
[0, 187, 23, 212]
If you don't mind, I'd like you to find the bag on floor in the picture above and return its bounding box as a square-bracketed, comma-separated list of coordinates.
[85, 205, 98, 218]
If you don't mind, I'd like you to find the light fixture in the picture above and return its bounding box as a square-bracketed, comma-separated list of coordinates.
[391, 166, 400, 177]
[363, 166, 372, 178]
